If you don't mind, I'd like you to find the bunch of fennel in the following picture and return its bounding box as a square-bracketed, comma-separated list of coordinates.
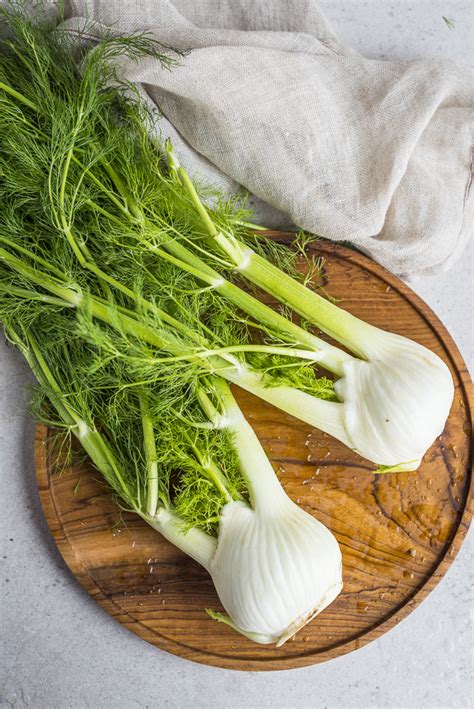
[0, 3, 455, 644]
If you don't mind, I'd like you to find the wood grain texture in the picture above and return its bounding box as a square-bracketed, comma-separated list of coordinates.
[34, 236, 473, 671]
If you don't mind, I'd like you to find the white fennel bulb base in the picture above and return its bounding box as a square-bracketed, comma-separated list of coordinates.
[209, 499, 342, 645]
[334, 331, 454, 469]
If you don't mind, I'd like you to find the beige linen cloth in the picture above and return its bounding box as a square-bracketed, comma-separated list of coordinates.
[62, 1, 473, 276]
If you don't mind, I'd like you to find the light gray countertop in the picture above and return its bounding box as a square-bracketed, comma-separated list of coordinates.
[1, 2, 472, 708]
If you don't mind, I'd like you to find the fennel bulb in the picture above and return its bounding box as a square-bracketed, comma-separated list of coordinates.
[147, 493, 342, 646]
[209, 500, 342, 645]
[333, 330, 454, 469]
[204, 383, 342, 644]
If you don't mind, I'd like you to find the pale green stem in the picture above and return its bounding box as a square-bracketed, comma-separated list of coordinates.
[223, 365, 351, 447]
[235, 220, 268, 231]
[204, 460, 233, 502]
[0, 283, 73, 308]
[0, 235, 68, 280]
[59, 153, 86, 263]
[201, 344, 327, 362]
[57, 100, 89, 265]
[81, 259, 209, 347]
[166, 140, 218, 238]
[206, 609, 272, 644]
[139, 344, 328, 366]
[84, 198, 128, 228]
[100, 157, 144, 223]
[0, 81, 37, 110]
[195, 385, 222, 424]
[75, 423, 139, 506]
[139, 394, 159, 517]
[143, 508, 216, 571]
[169, 407, 215, 430]
[0, 246, 82, 305]
[238, 251, 374, 358]
[213, 379, 288, 513]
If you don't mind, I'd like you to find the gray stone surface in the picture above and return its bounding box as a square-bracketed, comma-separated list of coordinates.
[1, 2, 472, 708]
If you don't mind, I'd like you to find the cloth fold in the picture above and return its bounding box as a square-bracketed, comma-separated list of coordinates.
[64, 0, 473, 276]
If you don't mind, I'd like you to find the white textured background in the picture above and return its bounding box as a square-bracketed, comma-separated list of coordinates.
[1, 2, 472, 708]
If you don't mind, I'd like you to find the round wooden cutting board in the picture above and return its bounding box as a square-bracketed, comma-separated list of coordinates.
[35, 236, 473, 671]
